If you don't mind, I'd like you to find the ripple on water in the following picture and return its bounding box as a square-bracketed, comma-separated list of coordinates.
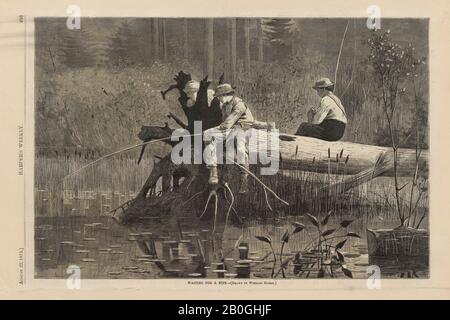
[34, 214, 427, 279]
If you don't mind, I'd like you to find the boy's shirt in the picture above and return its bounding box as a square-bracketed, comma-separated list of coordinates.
[310, 93, 347, 124]
[218, 97, 254, 130]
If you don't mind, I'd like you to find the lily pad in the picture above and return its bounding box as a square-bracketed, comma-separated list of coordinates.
[188, 273, 203, 277]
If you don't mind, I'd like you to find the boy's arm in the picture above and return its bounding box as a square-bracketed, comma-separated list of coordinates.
[311, 99, 330, 124]
[217, 102, 246, 130]
[307, 109, 314, 122]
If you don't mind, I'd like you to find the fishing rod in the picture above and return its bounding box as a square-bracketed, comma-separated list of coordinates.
[61, 132, 289, 207]
[62, 133, 202, 183]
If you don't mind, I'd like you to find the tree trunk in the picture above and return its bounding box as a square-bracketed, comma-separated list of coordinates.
[147, 18, 153, 64]
[257, 18, 264, 62]
[152, 18, 160, 60]
[273, 133, 428, 176]
[230, 19, 237, 83]
[225, 20, 231, 82]
[183, 19, 189, 61]
[162, 19, 168, 61]
[367, 227, 429, 276]
[204, 19, 214, 77]
[114, 129, 428, 227]
[244, 19, 251, 72]
[136, 127, 429, 177]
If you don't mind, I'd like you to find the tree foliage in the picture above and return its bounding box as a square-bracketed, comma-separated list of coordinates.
[107, 20, 152, 66]
[263, 18, 294, 61]
[263, 18, 294, 44]
[58, 27, 100, 68]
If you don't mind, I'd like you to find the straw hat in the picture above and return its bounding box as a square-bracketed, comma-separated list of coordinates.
[214, 83, 235, 97]
[184, 80, 200, 93]
[312, 77, 334, 89]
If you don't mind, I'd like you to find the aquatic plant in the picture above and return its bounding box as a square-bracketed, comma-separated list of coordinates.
[256, 211, 359, 278]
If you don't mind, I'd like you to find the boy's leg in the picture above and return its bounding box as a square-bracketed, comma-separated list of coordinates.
[231, 128, 250, 194]
[203, 128, 227, 184]
[295, 122, 327, 140]
[320, 120, 346, 141]
[234, 130, 249, 169]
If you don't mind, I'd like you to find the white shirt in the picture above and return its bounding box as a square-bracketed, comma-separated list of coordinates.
[217, 97, 254, 130]
[310, 93, 347, 124]
[186, 89, 215, 107]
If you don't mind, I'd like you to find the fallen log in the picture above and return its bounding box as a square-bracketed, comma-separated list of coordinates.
[268, 132, 427, 176]
[136, 125, 429, 177]
[115, 129, 428, 226]
[114, 70, 428, 227]
[314, 151, 394, 200]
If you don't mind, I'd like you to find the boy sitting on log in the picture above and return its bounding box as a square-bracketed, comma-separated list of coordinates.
[203, 83, 255, 194]
[295, 77, 347, 141]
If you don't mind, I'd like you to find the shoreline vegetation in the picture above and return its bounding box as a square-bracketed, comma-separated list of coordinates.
[36, 18, 428, 156]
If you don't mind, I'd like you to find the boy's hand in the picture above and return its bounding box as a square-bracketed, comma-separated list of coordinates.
[307, 109, 314, 122]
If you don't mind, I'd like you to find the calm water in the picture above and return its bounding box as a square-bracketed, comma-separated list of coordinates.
[35, 211, 428, 279]
[34, 154, 429, 279]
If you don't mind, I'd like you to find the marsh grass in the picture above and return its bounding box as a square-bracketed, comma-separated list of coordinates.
[35, 150, 428, 221]
[35, 153, 155, 217]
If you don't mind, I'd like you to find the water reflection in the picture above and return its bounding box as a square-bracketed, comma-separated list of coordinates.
[34, 213, 428, 279]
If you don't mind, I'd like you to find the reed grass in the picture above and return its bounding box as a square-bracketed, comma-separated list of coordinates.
[35, 153, 157, 217]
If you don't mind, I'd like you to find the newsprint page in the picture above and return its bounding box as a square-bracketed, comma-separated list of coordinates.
[0, 0, 450, 300]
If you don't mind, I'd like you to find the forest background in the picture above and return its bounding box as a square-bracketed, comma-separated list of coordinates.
[35, 18, 428, 158]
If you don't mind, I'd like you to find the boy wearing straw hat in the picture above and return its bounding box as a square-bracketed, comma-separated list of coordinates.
[182, 79, 222, 131]
[203, 83, 255, 194]
[183, 80, 215, 108]
[295, 77, 347, 141]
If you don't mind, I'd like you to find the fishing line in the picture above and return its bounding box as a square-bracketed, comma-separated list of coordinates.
[229, 159, 289, 207]
[62, 133, 203, 183]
